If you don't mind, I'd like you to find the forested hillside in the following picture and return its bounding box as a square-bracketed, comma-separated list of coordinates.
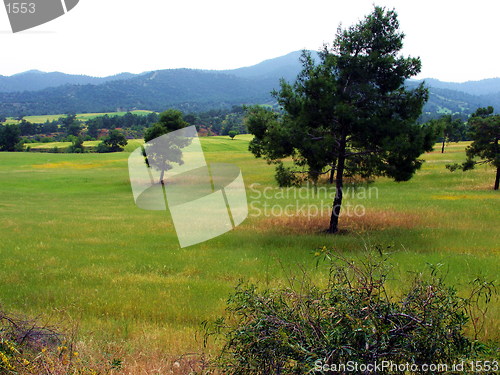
[0, 51, 499, 118]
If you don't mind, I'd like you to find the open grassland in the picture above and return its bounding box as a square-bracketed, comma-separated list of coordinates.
[0, 137, 498, 368]
[3, 110, 154, 124]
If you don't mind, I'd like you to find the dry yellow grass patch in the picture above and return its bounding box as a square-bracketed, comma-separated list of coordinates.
[32, 161, 120, 170]
[247, 208, 427, 235]
[30, 339, 213, 375]
[455, 182, 499, 191]
[432, 194, 499, 200]
[113, 352, 211, 375]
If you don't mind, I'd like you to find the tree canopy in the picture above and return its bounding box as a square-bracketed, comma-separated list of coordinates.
[246, 6, 435, 233]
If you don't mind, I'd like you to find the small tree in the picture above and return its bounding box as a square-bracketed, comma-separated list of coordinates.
[144, 109, 189, 184]
[96, 129, 128, 153]
[447, 107, 500, 190]
[228, 130, 238, 140]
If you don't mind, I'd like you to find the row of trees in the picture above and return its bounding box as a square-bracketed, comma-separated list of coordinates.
[63, 130, 128, 154]
[10, 112, 159, 140]
[86, 112, 160, 138]
[183, 106, 247, 135]
[2, 107, 249, 141]
[0, 120, 129, 153]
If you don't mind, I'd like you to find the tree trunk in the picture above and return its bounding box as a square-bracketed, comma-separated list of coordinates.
[328, 138, 346, 233]
[160, 168, 165, 185]
[329, 158, 337, 184]
[495, 166, 499, 190]
[441, 139, 445, 153]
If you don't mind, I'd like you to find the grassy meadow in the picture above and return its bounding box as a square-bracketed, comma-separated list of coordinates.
[0, 136, 498, 368]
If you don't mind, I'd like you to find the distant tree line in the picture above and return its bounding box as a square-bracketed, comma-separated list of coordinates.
[1, 106, 248, 141]
[0, 105, 249, 153]
[183, 105, 247, 135]
[86, 112, 160, 138]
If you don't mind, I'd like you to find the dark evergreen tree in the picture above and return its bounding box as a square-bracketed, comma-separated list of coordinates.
[246, 6, 435, 233]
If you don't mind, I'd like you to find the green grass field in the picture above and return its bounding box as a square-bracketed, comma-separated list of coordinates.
[0, 137, 498, 365]
[3, 110, 154, 124]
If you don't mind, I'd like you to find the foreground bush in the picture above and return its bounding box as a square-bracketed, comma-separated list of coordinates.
[204, 249, 497, 374]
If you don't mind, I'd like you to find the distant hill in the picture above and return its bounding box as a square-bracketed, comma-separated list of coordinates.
[0, 51, 499, 119]
[0, 69, 275, 116]
[0, 70, 136, 92]
[412, 77, 500, 96]
[221, 50, 319, 81]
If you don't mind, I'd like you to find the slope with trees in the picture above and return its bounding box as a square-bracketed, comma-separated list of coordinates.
[1, 58, 499, 119]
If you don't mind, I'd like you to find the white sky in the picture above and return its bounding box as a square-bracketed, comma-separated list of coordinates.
[0, 0, 498, 82]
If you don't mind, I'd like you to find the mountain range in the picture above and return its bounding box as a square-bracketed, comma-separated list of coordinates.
[0, 51, 499, 119]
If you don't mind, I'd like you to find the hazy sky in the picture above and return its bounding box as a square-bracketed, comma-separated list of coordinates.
[1, 0, 499, 82]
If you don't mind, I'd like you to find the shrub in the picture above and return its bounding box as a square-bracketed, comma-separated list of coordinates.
[67, 136, 85, 153]
[204, 249, 496, 374]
